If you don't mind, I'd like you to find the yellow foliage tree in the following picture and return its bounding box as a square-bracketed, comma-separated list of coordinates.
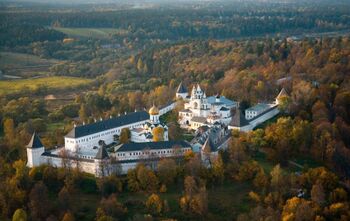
[152, 127, 164, 142]
[146, 194, 163, 215]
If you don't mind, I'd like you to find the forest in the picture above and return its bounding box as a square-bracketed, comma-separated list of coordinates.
[1, 1, 350, 221]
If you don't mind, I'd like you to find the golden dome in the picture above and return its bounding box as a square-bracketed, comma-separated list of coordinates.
[149, 105, 159, 115]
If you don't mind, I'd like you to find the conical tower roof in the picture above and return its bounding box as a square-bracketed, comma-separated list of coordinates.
[202, 137, 212, 153]
[230, 107, 249, 127]
[95, 145, 109, 160]
[276, 88, 288, 99]
[26, 132, 44, 149]
[176, 82, 187, 94]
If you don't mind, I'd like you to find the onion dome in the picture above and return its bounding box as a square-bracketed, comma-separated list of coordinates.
[149, 104, 159, 115]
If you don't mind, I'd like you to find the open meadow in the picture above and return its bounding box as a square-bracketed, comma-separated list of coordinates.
[0, 76, 93, 95]
[53, 27, 129, 39]
[0, 52, 60, 78]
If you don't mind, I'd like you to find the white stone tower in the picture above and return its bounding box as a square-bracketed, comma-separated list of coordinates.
[26, 132, 45, 167]
[149, 104, 160, 124]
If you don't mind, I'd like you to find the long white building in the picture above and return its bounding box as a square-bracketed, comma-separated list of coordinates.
[26, 103, 192, 177]
[228, 89, 288, 132]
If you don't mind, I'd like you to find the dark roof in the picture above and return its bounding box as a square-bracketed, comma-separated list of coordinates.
[176, 82, 188, 94]
[26, 132, 44, 149]
[230, 109, 249, 127]
[220, 106, 230, 111]
[248, 105, 278, 122]
[202, 138, 212, 153]
[65, 111, 149, 138]
[117, 140, 191, 152]
[191, 116, 207, 123]
[95, 145, 109, 159]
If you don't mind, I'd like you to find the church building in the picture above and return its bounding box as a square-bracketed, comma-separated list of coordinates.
[177, 83, 236, 130]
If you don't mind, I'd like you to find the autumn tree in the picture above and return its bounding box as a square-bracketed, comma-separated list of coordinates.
[212, 154, 225, 184]
[311, 182, 326, 206]
[58, 186, 71, 212]
[180, 176, 208, 215]
[4, 118, 15, 144]
[12, 209, 27, 221]
[157, 158, 177, 186]
[119, 128, 130, 144]
[282, 197, 315, 221]
[79, 104, 89, 123]
[28, 182, 51, 221]
[146, 194, 163, 215]
[96, 194, 127, 220]
[253, 168, 269, 190]
[152, 127, 164, 142]
[136, 164, 159, 192]
[61, 212, 75, 221]
[270, 164, 284, 192]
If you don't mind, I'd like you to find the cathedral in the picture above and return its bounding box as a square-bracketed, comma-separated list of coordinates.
[177, 83, 236, 130]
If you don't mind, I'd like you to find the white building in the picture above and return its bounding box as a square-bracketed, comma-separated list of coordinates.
[178, 83, 236, 130]
[228, 89, 287, 132]
[26, 104, 191, 177]
[130, 105, 168, 143]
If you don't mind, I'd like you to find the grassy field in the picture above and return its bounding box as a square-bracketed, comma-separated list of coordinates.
[0, 52, 60, 78]
[54, 27, 128, 39]
[0, 76, 93, 95]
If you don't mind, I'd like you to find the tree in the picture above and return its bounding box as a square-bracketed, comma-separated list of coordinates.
[212, 155, 225, 183]
[12, 209, 27, 221]
[189, 187, 208, 215]
[28, 182, 50, 221]
[127, 169, 140, 192]
[253, 168, 269, 190]
[184, 176, 197, 198]
[58, 187, 71, 212]
[157, 158, 177, 186]
[4, 118, 15, 144]
[152, 127, 164, 142]
[136, 164, 159, 192]
[119, 128, 130, 144]
[270, 164, 284, 191]
[282, 197, 315, 221]
[97, 194, 127, 220]
[61, 212, 75, 221]
[79, 104, 89, 123]
[329, 188, 347, 203]
[311, 182, 325, 206]
[146, 194, 163, 215]
[137, 58, 144, 72]
[97, 175, 123, 197]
